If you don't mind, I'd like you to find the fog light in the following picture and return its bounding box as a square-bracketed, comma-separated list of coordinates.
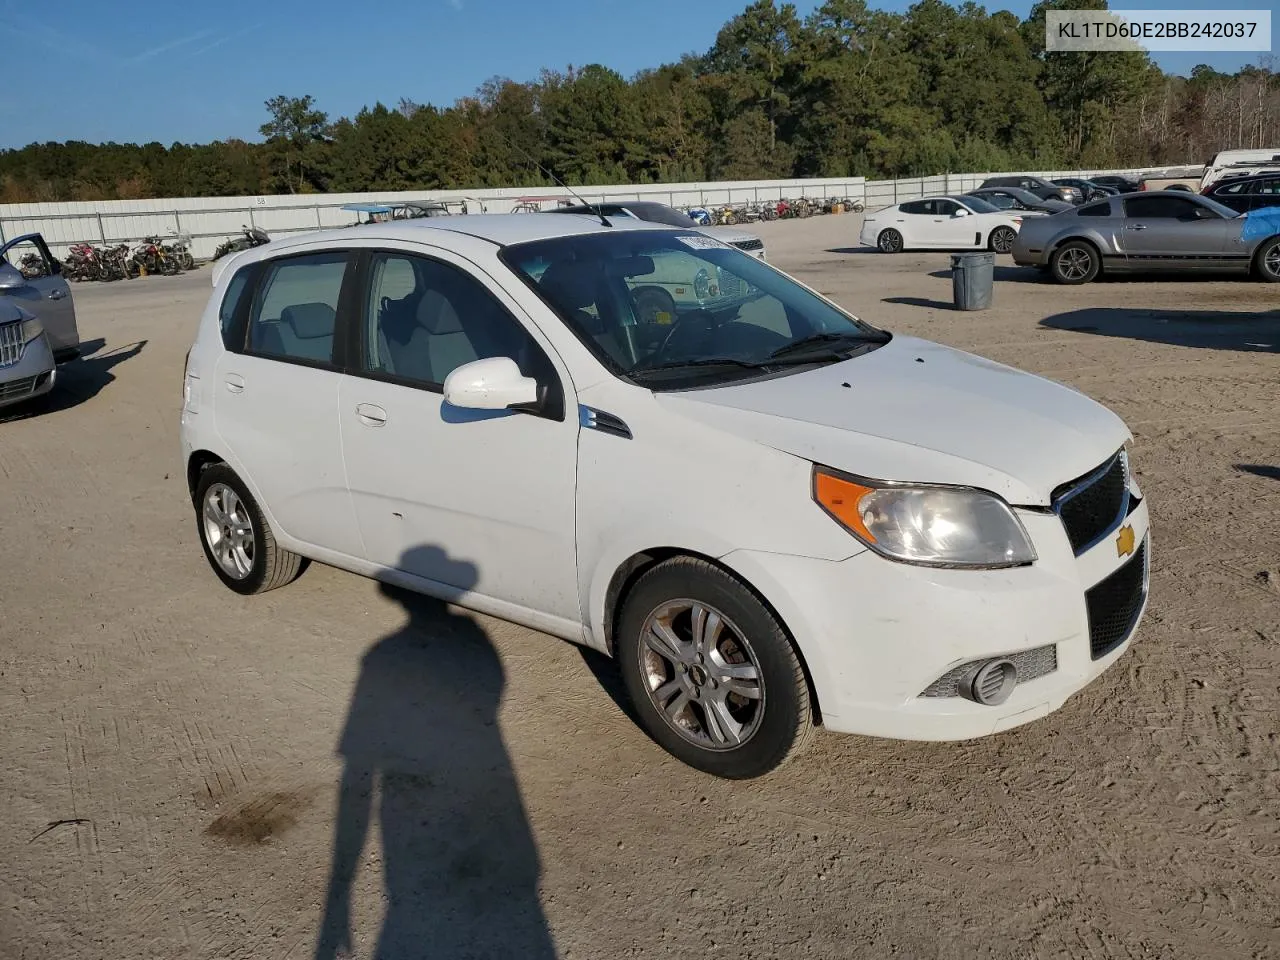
[965, 659, 1017, 706]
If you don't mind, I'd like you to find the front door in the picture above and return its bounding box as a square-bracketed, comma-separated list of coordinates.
[337, 248, 581, 623]
[213, 250, 363, 557]
[1119, 195, 1234, 268]
[932, 199, 978, 247]
[0, 234, 79, 357]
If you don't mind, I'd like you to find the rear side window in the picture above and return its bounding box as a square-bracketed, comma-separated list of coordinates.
[1217, 180, 1256, 196]
[1256, 178, 1280, 196]
[1078, 202, 1110, 217]
[219, 267, 253, 347]
[247, 253, 349, 365]
[899, 200, 929, 214]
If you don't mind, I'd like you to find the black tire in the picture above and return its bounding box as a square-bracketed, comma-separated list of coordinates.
[616, 557, 813, 779]
[1049, 240, 1100, 284]
[194, 463, 306, 595]
[1253, 237, 1280, 283]
[877, 228, 904, 254]
[988, 226, 1017, 254]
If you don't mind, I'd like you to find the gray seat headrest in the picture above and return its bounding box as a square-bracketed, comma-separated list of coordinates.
[281, 302, 336, 339]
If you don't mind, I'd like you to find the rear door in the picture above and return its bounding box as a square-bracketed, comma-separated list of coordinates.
[213, 249, 364, 557]
[1119, 195, 1234, 268]
[1252, 176, 1280, 213]
[0, 233, 79, 357]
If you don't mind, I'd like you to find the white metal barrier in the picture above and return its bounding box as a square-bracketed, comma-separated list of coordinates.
[0, 166, 1199, 261]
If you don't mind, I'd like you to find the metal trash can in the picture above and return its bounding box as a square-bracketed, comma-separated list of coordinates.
[950, 252, 995, 311]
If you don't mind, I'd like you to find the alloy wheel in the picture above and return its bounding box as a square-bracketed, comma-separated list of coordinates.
[202, 482, 255, 580]
[1057, 247, 1093, 281]
[638, 600, 765, 750]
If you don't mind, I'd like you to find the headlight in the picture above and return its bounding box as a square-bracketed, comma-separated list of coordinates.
[20, 317, 44, 343]
[693, 267, 711, 301]
[813, 467, 1036, 568]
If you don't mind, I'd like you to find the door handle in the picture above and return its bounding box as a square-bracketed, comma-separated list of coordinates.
[355, 403, 388, 426]
[224, 374, 246, 394]
[1126, 224, 1147, 231]
[49, 289, 67, 300]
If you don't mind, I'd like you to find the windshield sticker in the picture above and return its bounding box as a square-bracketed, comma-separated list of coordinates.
[675, 235, 730, 250]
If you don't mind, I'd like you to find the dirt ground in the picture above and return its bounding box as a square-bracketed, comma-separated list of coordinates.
[2, 213, 1278, 960]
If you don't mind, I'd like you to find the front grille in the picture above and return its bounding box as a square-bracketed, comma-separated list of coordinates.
[0, 321, 25, 367]
[731, 238, 764, 252]
[1085, 538, 1148, 660]
[0, 375, 38, 401]
[919, 643, 1058, 698]
[1053, 450, 1129, 554]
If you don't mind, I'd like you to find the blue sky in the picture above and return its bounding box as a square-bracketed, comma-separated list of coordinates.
[0, 0, 1269, 148]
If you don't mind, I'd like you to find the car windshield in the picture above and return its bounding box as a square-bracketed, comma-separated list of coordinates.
[952, 195, 1000, 214]
[501, 231, 889, 389]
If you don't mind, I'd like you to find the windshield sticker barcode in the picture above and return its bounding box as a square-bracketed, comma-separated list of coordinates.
[676, 235, 730, 249]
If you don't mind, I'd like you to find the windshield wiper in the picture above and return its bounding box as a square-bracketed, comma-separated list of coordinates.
[631, 356, 768, 376]
[768, 331, 888, 360]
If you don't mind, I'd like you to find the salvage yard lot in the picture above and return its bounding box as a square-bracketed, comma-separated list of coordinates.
[2, 213, 1277, 959]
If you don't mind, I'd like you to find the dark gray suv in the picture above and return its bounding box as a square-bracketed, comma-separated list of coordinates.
[980, 176, 1078, 204]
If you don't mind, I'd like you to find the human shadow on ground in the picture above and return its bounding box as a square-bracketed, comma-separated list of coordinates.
[1040, 308, 1280, 355]
[1, 337, 146, 422]
[314, 545, 556, 960]
[1235, 464, 1280, 481]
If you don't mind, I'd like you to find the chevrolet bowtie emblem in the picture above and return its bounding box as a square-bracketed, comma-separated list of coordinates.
[1116, 525, 1136, 558]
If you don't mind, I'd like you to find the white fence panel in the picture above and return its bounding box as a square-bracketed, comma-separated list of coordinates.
[0, 164, 1202, 262]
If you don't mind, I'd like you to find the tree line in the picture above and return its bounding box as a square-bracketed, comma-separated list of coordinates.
[2, 0, 1277, 204]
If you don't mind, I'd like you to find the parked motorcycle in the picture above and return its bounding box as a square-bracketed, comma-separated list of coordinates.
[213, 224, 271, 261]
[685, 207, 712, 226]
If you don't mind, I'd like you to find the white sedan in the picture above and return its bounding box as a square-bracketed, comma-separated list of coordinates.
[859, 195, 1023, 253]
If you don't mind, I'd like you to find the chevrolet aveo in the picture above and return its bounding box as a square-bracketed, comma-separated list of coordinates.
[180, 214, 1150, 779]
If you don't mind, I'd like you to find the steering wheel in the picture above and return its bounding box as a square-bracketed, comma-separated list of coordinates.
[648, 308, 719, 364]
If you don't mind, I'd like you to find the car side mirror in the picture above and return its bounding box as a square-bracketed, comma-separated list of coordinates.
[443, 356, 539, 412]
[0, 262, 27, 290]
[952, 209, 970, 218]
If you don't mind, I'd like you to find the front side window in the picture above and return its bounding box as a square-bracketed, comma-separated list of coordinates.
[1123, 196, 1205, 220]
[502, 231, 889, 390]
[3, 237, 52, 279]
[247, 252, 349, 365]
[361, 252, 557, 402]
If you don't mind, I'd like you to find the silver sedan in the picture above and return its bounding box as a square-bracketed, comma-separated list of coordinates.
[1012, 191, 1280, 284]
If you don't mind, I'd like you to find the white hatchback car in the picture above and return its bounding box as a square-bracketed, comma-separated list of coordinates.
[859, 195, 1023, 253]
[181, 214, 1150, 779]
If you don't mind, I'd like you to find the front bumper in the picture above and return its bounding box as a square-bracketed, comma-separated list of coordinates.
[0, 334, 56, 409]
[724, 496, 1150, 741]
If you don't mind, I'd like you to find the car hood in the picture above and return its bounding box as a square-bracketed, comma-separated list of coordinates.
[699, 225, 763, 246]
[655, 335, 1130, 506]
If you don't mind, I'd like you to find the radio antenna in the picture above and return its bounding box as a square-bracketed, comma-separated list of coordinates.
[498, 128, 610, 227]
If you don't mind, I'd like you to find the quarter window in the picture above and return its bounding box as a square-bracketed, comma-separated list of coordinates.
[360, 252, 557, 402]
[1077, 202, 1111, 217]
[247, 253, 349, 364]
[219, 266, 253, 347]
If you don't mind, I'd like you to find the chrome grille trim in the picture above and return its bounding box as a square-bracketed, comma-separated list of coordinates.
[1052, 448, 1131, 555]
[0, 321, 25, 367]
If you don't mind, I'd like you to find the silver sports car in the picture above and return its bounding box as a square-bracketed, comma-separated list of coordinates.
[1012, 191, 1280, 284]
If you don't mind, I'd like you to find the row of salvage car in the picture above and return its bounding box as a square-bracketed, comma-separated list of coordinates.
[860, 189, 1280, 284]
